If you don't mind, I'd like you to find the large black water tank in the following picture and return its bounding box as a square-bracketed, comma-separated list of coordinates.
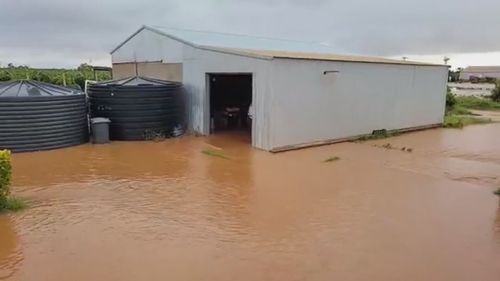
[0, 80, 89, 152]
[87, 76, 183, 140]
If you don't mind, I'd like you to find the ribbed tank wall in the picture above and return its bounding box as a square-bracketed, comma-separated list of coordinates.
[87, 80, 183, 140]
[0, 95, 89, 152]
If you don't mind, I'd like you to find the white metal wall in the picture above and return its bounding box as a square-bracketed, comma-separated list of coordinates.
[182, 48, 273, 150]
[112, 29, 184, 64]
[269, 59, 449, 149]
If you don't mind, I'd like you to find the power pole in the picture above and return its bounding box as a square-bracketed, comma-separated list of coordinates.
[443, 56, 450, 65]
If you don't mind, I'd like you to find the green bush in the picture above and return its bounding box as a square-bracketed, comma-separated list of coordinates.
[31, 71, 53, 83]
[491, 82, 500, 102]
[0, 150, 26, 213]
[446, 88, 456, 110]
[0, 150, 12, 210]
[0, 70, 12, 81]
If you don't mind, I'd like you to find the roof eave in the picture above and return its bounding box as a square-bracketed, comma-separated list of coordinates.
[273, 56, 448, 67]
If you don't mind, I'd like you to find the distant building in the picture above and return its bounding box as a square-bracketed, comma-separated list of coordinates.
[459, 66, 500, 81]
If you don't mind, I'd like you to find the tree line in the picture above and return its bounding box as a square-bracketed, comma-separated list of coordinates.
[0, 63, 112, 90]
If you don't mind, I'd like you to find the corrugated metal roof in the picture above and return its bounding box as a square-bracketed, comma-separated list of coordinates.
[462, 66, 500, 73]
[209, 47, 441, 66]
[148, 26, 340, 54]
[112, 25, 446, 67]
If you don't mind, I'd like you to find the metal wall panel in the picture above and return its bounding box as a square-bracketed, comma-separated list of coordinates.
[269, 59, 448, 149]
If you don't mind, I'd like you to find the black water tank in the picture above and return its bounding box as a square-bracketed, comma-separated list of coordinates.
[0, 80, 89, 152]
[87, 76, 183, 140]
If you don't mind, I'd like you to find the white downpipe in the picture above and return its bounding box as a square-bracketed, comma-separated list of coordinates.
[84, 80, 97, 96]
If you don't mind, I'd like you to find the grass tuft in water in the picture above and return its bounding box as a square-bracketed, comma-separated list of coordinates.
[494, 188, 500, 196]
[202, 149, 229, 160]
[323, 156, 340, 163]
[447, 105, 474, 116]
[356, 129, 400, 141]
[443, 115, 492, 129]
[0, 197, 27, 213]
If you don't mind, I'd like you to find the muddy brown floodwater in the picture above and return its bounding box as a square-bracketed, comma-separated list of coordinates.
[1, 124, 500, 281]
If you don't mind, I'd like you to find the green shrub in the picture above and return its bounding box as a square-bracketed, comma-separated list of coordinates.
[4, 197, 26, 211]
[0, 70, 12, 81]
[31, 71, 53, 83]
[0, 150, 26, 213]
[491, 82, 500, 102]
[446, 88, 456, 110]
[0, 150, 12, 210]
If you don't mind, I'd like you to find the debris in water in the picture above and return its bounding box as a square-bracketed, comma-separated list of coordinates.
[202, 149, 229, 159]
[374, 143, 413, 153]
[323, 156, 341, 163]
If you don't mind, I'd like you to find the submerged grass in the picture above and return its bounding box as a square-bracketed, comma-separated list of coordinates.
[323, 156, 341, 163]
[443, 115, 492, 129]
[0, 197, 27, 213]
[356, 129, 400, 141]
[202, 149, 229, 160]
[494, 188, 500, 196]
[444, 95, 497, 129]
[447, 105, 474, 116]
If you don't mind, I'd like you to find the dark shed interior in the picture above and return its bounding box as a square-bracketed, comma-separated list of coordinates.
[209, 74, 252, 133]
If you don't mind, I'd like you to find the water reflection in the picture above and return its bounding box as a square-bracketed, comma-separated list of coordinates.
[495, 200, 500, 241]
[12, 139, 195, 187]
[4, 125, 500, 281]
[0, 217, 22, 280]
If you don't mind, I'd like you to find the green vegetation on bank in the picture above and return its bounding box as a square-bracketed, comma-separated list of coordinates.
[455, 96, 500, 111]
[0, 150, 26, 213]
[444, 88, 500, 128]
[443, 115, 491, 128]
[0, 63, 111, 90]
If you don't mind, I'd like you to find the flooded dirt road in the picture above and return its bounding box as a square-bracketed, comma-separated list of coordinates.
[1, 124, 500, 281]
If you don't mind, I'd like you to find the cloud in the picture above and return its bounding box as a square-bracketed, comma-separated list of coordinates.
[1, 0, 499, 68]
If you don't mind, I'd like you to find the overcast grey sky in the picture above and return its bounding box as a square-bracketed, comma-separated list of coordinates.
[1, 0, 499, 68]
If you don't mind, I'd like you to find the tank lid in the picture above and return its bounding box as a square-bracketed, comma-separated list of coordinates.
[0, 80, 83, 97]
[95, 76, 179, 86]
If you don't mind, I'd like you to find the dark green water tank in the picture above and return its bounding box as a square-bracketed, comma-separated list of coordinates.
[0, 80, 88, 152]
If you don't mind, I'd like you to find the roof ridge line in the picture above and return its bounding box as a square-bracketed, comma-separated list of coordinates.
[147, 25, 328, 46]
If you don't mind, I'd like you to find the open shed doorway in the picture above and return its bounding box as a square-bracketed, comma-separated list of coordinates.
[208, 73, 253, 141]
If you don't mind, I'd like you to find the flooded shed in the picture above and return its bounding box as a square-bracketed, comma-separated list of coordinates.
[87, 76, 183, 140]
[111, 25, 449, 151]
[0, 80, 88, 152]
